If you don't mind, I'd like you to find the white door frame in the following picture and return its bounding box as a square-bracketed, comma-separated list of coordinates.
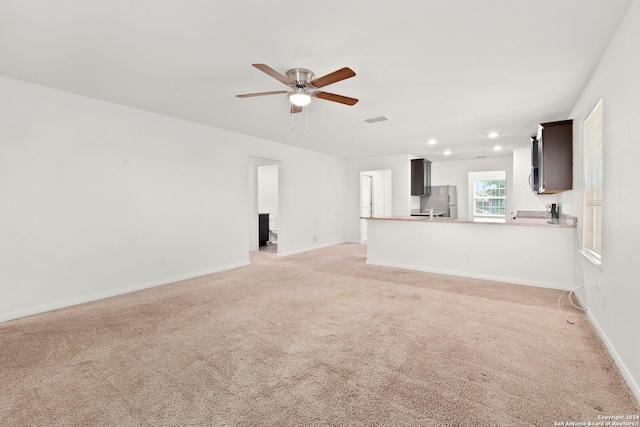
[360, 174, 373, 243]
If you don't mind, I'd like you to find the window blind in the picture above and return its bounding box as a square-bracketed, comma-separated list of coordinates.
[583, 99, 603, 261]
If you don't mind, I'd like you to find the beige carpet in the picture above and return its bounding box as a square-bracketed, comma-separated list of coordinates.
[1, 243, 638, 426]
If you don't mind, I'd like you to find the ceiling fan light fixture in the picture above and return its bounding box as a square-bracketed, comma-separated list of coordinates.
[289, 91, 311, 107]
[237, 64, 358, 111]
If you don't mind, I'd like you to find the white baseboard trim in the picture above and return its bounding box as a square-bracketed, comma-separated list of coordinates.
[573, 293, 640, 405]
[276, 241, 347, 257]
[365, 259, 569, 291]
[366, 259, 639, 404]
[0, 260, 250, 323]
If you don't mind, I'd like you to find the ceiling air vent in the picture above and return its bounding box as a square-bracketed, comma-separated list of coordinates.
[363, 115, 390, 124]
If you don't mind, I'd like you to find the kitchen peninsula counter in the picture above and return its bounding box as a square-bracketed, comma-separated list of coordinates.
[362, 212, 576, 290]
[363, 214, 576, 228]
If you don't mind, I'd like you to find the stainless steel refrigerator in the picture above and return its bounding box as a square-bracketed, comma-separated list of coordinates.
[419, 185, 457, 218]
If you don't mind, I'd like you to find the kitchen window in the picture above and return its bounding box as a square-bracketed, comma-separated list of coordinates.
[582, 99, 603, 265]
[474, 179, 506, 217]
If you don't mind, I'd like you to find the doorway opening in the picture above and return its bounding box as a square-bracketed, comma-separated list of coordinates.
[360, 169, 391, 243]
[258, 164, 279, 253]
[249, 157, 280, 254]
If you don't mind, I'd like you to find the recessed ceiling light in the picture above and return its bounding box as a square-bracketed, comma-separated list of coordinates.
[428, 139, 437, 145]
[443, 150, 452, 156]
[494, 146, 502, 151]
[488, 132, 499, 138]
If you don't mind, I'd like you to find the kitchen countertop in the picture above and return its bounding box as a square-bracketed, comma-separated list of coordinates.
[361, 211, 576, 228]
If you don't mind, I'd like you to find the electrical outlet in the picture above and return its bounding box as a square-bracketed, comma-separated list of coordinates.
[136, 259, 143, 269]
[602, 294, 607, 311]
[313, 235, 318, 241]
[161, 257, 167, 266]
[464, 251, 470, 260]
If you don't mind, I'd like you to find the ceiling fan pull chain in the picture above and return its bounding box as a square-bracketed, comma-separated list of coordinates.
[291, 109, 295, 130]
[306, 103, 309, 133]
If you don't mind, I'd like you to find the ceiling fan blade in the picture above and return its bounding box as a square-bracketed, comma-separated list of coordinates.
[290, 104, 303, 114]
[236, 90, 288, 98]
[310, 67, 356, 88]
[252, 63, 292, 85]
[314, 91, 359, 106]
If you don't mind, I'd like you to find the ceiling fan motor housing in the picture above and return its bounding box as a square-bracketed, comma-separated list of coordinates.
[286, 68, 315, 90]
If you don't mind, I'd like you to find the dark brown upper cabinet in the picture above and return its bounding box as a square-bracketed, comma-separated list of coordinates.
[411, 158, 432, 196]
[531, 119, 573, 194]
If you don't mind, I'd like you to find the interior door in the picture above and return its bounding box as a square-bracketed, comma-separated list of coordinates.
[360, 174, 373, 242]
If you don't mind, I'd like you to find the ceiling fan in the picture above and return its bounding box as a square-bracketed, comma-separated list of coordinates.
[236, 64, 358, 114]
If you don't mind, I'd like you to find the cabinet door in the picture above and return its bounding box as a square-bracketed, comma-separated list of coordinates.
[258, 214, 269, 246]
[424, 160, 431, 195]
[411, 159, 431, 196]
[531, 136, 541, 193]
[540, 120, 573, 193]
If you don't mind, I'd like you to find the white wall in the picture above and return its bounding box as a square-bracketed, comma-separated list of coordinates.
[0, 76, 349, 320]
[0, 77, 249, 320]
[247, 137, 348, 256]
[258, 164, 278, 217]
[431, 156, 514, 219]
[345, 154, 412, 242]
[512, 147, 549, 213]
[567, 0, 640, 400]
[347, 155, 514, 238]
[367, 219, 575, 290]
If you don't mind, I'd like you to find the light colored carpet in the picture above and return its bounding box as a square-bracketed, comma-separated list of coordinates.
[1, 243, 638, 426]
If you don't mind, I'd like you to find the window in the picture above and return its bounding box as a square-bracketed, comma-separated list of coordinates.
[468, 170, 507, 219]
[583, 99, 603, 264]
[474, 179, 506, 217]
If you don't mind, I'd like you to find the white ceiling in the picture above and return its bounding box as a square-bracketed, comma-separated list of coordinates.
[0, 0, 633, 160]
